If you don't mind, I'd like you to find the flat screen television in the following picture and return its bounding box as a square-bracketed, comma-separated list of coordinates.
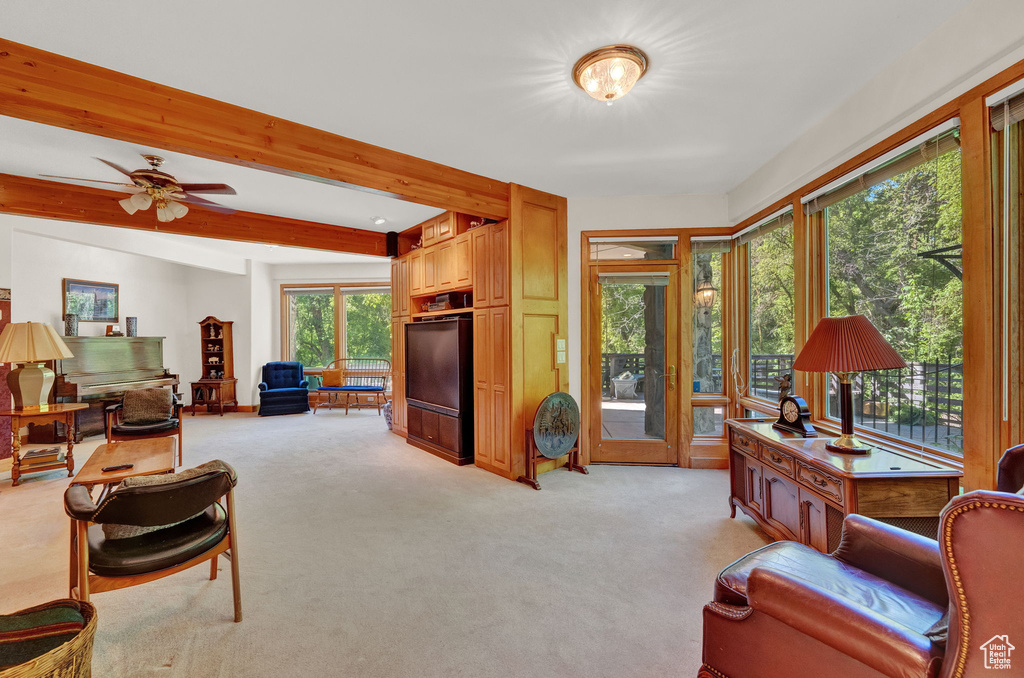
[405, 318, 472, 415]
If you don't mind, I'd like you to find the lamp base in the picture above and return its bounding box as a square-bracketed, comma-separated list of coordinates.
[7, 362, 55, 410]
[825, 434, 871, 455]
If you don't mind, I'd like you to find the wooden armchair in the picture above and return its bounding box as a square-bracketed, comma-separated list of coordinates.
[106, 388, 183, 466]
[64, 460, 241, 623]
[314, 358, 391, 414]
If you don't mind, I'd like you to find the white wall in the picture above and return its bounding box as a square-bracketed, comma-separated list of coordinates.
[728, 0, 1024, 222]
[566, 194, 729, 402]
[10, 227, 193, 395]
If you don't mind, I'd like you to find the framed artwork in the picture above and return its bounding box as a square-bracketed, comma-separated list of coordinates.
[62, 278, 119, 323]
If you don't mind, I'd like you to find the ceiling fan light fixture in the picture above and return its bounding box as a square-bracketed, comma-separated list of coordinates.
[573, 45, 649, 102]
[167, 200, 189, 219]
[118, 196, 139, 215]
[130, 191, 153, 211]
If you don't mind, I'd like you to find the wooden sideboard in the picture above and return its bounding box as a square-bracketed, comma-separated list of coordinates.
[727, 418, 962, 552]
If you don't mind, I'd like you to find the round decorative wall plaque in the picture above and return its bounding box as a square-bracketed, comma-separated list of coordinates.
[533, 392, 581, 459]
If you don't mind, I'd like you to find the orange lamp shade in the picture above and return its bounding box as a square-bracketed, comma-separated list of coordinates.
[793, 315, 906, 374]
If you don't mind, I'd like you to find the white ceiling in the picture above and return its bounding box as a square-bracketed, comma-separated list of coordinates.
[2, 0, 973, 202]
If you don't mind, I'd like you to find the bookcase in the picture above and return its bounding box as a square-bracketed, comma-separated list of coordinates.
[191, 316, 238, 415]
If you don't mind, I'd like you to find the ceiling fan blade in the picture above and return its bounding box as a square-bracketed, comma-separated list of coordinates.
[183, 194, 237, 215]
[179, 183, 236, 195]
[39, 174, 137, 188]
[95, 158, 135, 177]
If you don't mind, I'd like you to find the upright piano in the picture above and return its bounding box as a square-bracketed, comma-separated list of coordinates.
[55, 337, 179, 439]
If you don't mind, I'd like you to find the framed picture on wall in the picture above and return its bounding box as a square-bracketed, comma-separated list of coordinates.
[62, 278, 119, 322]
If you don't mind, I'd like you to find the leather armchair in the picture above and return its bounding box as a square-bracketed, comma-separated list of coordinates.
[64, 460, 241, 623]
[257, 361, 310, 416]
[700, 489, 1024, 678]
[106, 388, 183, 466]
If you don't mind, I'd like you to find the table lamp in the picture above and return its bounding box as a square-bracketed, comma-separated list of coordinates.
[793, 315, 906, 454]
[0, 322, 75, 409]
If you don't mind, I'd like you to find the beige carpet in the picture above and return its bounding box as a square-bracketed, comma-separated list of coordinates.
[0, 411, 768, 677]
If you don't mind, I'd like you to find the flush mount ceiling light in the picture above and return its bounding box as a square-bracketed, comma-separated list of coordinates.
[573, 45, 649, 104]
[370, 216, 387, 226]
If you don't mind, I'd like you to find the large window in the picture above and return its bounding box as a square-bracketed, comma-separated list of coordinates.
[814, 128, 963, 452]
[283, 285, 392, 369]
[692, 243, 724, 396]
[746, 215, 795, 400]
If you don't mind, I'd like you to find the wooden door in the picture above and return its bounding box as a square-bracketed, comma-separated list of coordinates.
[472, 227, 490, 307]
[455, 232, 473, 288]
[473, 308, 492, 466]
[423, 247, 437, 294]
[588, 264, 680, 464]
[473, 306, 510, 474]
[437, 240, 456, 291]
[409, 251, 424, 296]
[763, 468, 801, 540]
[391, 317, 407, 434]
[490, 220, 508, 306]
[435, 212, 455, 241]
[398, 258, 410, 316]
[421, 216, 439, 247]
[746, 461, 763, 517]
[800, 487, 828, 552]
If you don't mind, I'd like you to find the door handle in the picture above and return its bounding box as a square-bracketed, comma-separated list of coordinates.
[662, 366, 676, 390]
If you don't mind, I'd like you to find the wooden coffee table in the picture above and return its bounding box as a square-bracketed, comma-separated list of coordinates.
[72, 437, 177, 492]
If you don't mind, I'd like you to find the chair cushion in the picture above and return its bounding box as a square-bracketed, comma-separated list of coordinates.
[122, 388, 174, 424]
[259, 387, 308, 397]
[715, 541, 945, 636]
[0, 600, 85, 670]
[111, 419, 179, 436]
[262, 361, 304, 390]
[88, 504, 228, 577]
[328, 385, 384, 392]
[321, 369, 343, 387]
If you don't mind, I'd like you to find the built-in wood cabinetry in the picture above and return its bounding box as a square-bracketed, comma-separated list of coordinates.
[390, 189, 568, 482]
[728, 419, 962, 553]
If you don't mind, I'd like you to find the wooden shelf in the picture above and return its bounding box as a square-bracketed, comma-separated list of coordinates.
[411, 307, 473, 319]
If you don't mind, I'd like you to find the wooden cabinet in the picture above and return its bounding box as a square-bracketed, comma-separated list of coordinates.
[437, 239, 456, 291]
[421, 212, 456, 248]
[422, 247, 438, 294]
[473, 306, 510, 475]
[409, 250, 424, 296]
[728, 419, 962, 552]
[390, 317, 407, 435]
[390, 257, 410, 317]
[470, 221, 508, 308]
[193, 316, 237, 415]
[455, 232, 473, 289]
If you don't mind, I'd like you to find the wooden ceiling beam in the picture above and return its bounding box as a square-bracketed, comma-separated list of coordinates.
[0, 39, 510, 220]
[0, 174, 387, 257]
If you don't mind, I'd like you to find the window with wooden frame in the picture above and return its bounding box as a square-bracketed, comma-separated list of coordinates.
[742, 212, 796, 409]
[804, 123, 964, 455]
[691, 239, 729, 437]
[281, 284, 392, 369]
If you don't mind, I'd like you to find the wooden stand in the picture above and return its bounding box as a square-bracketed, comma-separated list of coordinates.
[517, 429, 588, 490]
[1, 403, 87, 486]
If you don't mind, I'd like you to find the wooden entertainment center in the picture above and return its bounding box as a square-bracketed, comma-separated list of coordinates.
[727, 418, 962, 552]
[390, 186, 568, 481]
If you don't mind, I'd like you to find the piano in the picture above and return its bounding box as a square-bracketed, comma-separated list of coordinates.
[55, 337, 179, 439]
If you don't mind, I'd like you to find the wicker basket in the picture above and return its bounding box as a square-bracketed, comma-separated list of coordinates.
[0, 601, 97, 678]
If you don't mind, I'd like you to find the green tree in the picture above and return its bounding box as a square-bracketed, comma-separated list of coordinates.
[290, 292, 335, 367]
[345, 293, 392, 359]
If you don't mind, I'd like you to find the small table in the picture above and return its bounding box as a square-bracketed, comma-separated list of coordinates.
[190, 379, 238, 416]
[0, 403, 88, 486]
[72, 437, 177, 492]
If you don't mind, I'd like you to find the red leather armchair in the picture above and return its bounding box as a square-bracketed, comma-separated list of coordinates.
[699, 489, 1024, 678]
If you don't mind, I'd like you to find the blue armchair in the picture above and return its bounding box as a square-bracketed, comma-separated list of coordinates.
[257, 362, 310, 416]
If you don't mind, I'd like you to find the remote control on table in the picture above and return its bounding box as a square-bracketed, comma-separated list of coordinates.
[101, 463, 134, 472]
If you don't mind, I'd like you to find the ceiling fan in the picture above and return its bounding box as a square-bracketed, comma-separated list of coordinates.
[41, 154, 237, 222]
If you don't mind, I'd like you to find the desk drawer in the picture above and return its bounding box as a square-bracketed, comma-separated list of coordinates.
[730, 429, 759, 456]
[760, 445, 795, 478]
[797, 462, 844, 505]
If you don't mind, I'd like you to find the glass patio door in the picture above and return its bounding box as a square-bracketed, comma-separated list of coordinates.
[589, 266, 679, 464]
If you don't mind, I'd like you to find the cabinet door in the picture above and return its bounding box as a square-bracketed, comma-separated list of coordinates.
[490, 220, 508, 306]
[437, 240, 456, 291]
[409, 251, 424, 296]
[435, 212, 455, 241]
[473, 309, 492, 465]
[391, 259, 401, 317]
[423, 248, 438, 294]
[471, 227, 490, 307]
[390, 317, 406, 434]
[455, 232, 473, 289]
[745, 461, 763, 517]
[800, 488, 829, 552]
[421, 217, 438, 248]
[398, 258, 410, 316]
[487, 306, 510, 472]
[762, 468, 801, 540]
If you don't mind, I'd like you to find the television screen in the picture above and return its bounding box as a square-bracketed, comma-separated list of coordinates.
[406, 321, 462, 411]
